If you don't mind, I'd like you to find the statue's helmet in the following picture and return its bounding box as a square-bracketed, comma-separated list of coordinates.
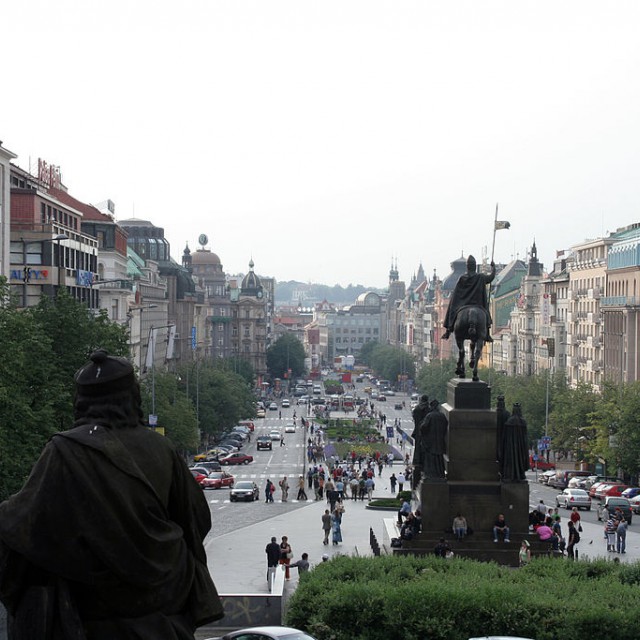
[466, 255, 477, 271]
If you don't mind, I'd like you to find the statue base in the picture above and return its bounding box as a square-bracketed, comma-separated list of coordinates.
[405, 378, 531, 566]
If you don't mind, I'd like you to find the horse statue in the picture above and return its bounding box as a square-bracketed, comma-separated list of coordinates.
[453, 305, 487, 382]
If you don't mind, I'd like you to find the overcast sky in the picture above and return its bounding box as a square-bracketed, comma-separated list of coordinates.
[3, 1, 640, 288]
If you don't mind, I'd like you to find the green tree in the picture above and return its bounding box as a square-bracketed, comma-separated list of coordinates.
[266, 334, 306, 380]
[357, 340, 379, 368]
[415, 358, 457, 401]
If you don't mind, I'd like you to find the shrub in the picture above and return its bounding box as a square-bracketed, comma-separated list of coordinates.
[285, 555, 640, 640]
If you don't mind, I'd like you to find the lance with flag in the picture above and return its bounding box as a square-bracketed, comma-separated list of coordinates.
[491, 203, 510, 263]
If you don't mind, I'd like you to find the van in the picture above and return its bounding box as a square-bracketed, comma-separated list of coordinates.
[548, 470, 591, 490]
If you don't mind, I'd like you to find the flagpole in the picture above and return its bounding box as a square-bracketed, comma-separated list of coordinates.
[488, 202, 498, 382]
[491, 202, 498, 263]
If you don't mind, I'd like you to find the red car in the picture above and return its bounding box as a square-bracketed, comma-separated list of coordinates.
[220, 452, 254, 465]
[595, 483, 628, 500]
[205, 471, 235, 489]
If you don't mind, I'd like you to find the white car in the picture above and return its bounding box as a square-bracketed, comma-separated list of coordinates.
[269, 430, 282, 441]
[285, 424, 296, 433]
[268, 402, 278, 411]
[281, 398, 290, 408]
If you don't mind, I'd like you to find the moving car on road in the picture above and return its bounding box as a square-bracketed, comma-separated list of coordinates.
[206, 471, 235, 489]
[285, 424, 296, 433]
[229, 481, 260, 502]
[281, 398, 290, 408]
[269, 402, 278, 411]
[269, 429, 282, 441]
[257, 435, 273, 450]
[219, 452, 254, 465]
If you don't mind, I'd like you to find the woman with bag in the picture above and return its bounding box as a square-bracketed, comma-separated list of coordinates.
[279, 536, 292, 580]
[570, 507, 582, 532]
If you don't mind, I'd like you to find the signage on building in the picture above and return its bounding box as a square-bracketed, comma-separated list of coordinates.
[76, 270, 94, 287]
[191, 326, 197, 350]
[10, 268, 50, 282]
[38, 158, 62, 190]
[541, 293, 550, 326]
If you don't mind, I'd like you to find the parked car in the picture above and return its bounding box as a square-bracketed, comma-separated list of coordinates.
[555, 488, 592, 510]
[195, 460, 222, 473]
[377, 394, 387, 402]
[567, 476, 587, 489]
[190, 469, 225, 489]
[529, 455, 555, 471]
[229, 481, 260, 502]
[622, 487, 640, 500]
[238, 420, 255, 431]
[218, 441, 241, 452]
[281, 398, 291, 408]
[629, 495, 640, 514]
[193, 449, 220, 462]
[597, 496, 633, 524]
[206, 471, 235, 489]
[269, 429, 282, 441]
[595, 484, 628, 500]
[256, 408, 266, 418]
[539, 470, 557, 485]
[285, 423, 296, 433]
[394, 402, 403, 410]
[256, 435, 273, 450]
[217, 625, 318, 640]
[549, 470, 591, 490]
[219, 452, 254, 465]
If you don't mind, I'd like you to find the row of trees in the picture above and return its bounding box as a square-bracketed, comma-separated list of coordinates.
[415, 358, 640, 481]
[0, 282, 257, 501]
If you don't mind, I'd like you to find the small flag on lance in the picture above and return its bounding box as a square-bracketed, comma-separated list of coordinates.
[495, 220, 511, 230]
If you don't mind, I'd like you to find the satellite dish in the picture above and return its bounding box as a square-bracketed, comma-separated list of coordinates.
[198, 234, 208, 247]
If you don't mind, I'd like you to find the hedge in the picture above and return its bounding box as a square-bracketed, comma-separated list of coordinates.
[285, 555, 640, 639]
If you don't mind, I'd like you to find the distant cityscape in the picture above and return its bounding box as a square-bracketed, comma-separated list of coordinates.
[2, 142, 640, 393]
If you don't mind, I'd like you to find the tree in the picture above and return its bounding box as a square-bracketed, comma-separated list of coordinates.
[266, 334, 306, 380]
[358, 340, 379, 367]
[415, 358, 457, 402]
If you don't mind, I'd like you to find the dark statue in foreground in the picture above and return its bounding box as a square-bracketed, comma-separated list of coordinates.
[0, 349, 223, 639]
[442, 255, 496, 381]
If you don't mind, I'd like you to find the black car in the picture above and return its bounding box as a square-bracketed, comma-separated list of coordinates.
[256, 435, 272, 450]
[230, 481, 260, 502]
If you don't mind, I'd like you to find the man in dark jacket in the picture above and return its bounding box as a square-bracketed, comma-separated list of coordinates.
[0, 349, 223, 639]
[265, 537, 281, 588]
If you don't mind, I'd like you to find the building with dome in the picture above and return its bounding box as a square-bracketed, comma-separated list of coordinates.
[182, 240, 232, 361]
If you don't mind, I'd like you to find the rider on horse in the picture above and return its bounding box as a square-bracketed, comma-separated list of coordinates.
[442, 255, 496, 342]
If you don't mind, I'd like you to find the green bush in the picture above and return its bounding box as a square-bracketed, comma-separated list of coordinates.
[285, 555, 640, 640]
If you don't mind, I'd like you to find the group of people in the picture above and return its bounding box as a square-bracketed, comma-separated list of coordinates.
[603, 506, 628, 554]
[529, 501, 582, 559]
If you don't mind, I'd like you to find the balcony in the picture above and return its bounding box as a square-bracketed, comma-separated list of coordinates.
[601, 296, 640, 307]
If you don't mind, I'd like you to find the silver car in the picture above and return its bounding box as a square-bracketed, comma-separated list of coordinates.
[555, 488, 592, 510]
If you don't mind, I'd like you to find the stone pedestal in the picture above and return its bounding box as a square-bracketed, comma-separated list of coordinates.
[405, 377, 531, 565]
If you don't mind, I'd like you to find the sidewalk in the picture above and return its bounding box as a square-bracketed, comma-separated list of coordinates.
[205, 469, 399, 594]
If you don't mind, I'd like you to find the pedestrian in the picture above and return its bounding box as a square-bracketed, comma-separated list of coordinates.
[289, 552, 310, 574]
[279, 475, 289, 502]
[350, 476, 359, 500]
[616, 518, 628, 554]
[567, 520, 580, 560]
[265, 536, 281, 588]
[365, 476, 375, 501]
[280, 434, 285, 447]
[279, 535, 292, 580]
[279, 410, 282, 419]
[296, 475, 308, 501]
[397, 472, 405, 493]
[537, 499, 546, 515]
[398, 499, 411, 526]
[605, 516, 617, 552]
[331, 510, 343, 545]
[452, 513, 468, 541]
[0, 348, 223, 637]
[390, 473, 397, 494]
[322, 509, 332, 545]
[570, 506, 582, 531]
[265, 479, 275, 503]
[519, 539, 531, 566]
[434, 537, 452, 558]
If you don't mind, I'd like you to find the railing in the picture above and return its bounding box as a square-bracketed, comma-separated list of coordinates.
[601, 296, 640, 307]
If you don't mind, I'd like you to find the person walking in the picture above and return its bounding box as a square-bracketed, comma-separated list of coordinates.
[322, 509, 332, 545]
[280, 433, 285, 447]
[279, 475, 289, 502]
[296, 475, 308, 501]
[279, 536, 292, 580]
[331, 510, 343, 545]
[265, 479, 275, 503]
[616, 518, 628, 554]
[0, 349, 223, 637]
[390, 473, 397, 494]
[265, 536, 281, 589]
[397, 472, 405, 492]
[567, 520, 580, 560]
[605, 516, 617, 552]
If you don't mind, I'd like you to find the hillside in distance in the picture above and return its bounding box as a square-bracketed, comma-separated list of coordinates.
[275, 280, 384, 307]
